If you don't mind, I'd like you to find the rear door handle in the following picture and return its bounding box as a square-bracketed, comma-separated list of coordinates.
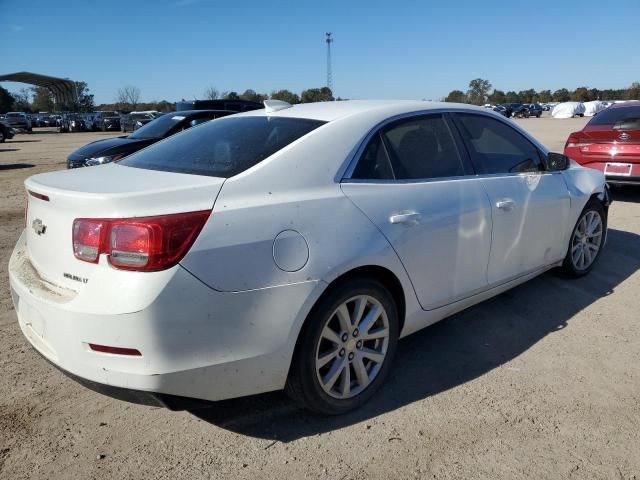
[390, 211, 422, 225]
[496, 199, 516, 211]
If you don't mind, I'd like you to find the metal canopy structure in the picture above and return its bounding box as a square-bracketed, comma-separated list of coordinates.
[0, 71, 77, 107]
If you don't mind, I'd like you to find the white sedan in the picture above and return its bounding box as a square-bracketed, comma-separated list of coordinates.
[9, 100, 609, 414]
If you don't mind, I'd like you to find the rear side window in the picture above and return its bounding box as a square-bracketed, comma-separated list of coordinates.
[588, 106, 640, 130]
[455, 113, 542, 174]
[352, 114, 464, 180]
[383, 115, 464, 180]
[119, 116, 325, 177]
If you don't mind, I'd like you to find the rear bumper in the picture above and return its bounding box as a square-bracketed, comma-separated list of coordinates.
[9, 231, 320, 406]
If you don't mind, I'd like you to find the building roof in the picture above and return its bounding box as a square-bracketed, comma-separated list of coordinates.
[0, 71, 77, 106]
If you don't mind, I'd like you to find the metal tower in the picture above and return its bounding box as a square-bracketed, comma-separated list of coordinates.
[325, 32, 333, 93]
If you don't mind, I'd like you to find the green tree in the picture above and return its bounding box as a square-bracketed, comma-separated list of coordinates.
[224, 91, 240, 100]
[505, 91, 520, 103]
[466, 78, 492, 105]
[0, 86, 14, 113]
[444, 90, 467, 103]
[240, 89, 268, 103]
[518, 89, 537, 103]
[31, 86, 55, 112]
[538, 90, 552, 103]
[571, 87, 590, 102]
[300, 87, 334, 103]
[270, 89, 300, 104]
[552, 88, 570, 102]
[487, 89, 506, 104]
[626, 82, 640, 100]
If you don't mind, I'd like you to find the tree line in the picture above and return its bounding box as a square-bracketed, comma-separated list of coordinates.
[0, 82, 336, 113]
[445, 79, 640, 105]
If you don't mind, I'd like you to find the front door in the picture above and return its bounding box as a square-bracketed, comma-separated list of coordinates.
[451, 112, 571, 285]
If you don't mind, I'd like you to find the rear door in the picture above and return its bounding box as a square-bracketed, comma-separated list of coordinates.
[341, 113, 492, 310]
[451, 112, 571, 285]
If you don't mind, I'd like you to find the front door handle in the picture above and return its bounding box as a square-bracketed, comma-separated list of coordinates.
[390, 211, 422, 225]
[496, 199, 516, 211]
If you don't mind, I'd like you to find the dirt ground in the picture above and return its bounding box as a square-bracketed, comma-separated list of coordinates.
[1, 118, 639, 480]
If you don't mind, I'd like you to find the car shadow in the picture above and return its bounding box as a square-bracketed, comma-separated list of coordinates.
[0, 163, 34, 170]
[190, 228, 640, 441]
[0, 150, 21, 154]
[610, 185, 640, 203]
[6, 139, 41, 143]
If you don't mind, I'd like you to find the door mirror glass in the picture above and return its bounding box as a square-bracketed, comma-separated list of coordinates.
[545, 152, 570, 171]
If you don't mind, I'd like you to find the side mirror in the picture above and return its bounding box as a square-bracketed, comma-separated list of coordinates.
[545, 152, 570, 171]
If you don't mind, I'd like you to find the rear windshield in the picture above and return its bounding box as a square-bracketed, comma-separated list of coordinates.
[589, 105, 640, 129]
[119, 116, 326, 177]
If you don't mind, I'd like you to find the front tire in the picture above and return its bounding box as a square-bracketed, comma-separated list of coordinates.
[286, 278, 399, 415]
[561, 200, 606, 277]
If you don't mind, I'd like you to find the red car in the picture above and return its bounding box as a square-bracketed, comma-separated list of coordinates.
[564, 101, 640, 185]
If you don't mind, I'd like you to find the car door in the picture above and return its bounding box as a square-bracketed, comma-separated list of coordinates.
[341, 113, 493, 310]
[451, 112, 571, 285]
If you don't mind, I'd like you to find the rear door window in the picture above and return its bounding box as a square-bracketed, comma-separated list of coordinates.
[119, 116, 325, 177]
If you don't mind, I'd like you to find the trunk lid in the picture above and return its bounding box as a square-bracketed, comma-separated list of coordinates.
[24, 163, 224, 290]
[578, 125, 640, 160]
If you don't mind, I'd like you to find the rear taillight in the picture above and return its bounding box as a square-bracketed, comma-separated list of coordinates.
[565, 132, 592, 149]
[72, 211, 210, 271]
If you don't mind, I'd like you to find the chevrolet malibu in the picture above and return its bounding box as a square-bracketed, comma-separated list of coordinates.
[9, 100, 609, 415]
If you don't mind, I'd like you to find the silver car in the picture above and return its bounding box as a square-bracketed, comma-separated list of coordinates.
[10, 100, 609, 414]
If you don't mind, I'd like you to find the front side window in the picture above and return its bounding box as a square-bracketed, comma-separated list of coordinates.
[455, 113, 542, 174]
[119, 116, 325, 177]
[352, 114, 464, 180]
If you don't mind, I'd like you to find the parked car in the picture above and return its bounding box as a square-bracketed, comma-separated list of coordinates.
[0, 120, 15, 142]
[564, 101, 640, 185]
[95, 111, 121, 131]
[12, 100, 610, 414]
[58, 113, 87, 133]
[494, 103, 522, 118]
[525, 103, 543, 118]
[67, 110, 233, 168]
[552, 102, 586, 119]
[175, 99, 263, 112]
[120, 112, 155, 133]
[4, 112, 32, 132]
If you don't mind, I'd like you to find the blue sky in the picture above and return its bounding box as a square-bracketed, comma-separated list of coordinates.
[2, 0, 639, 104]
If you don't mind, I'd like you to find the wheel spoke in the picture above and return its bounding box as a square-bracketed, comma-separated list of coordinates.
[352, 356, 369, 387]
[321, 326, 341, 345]
[362, 327, 389, 341]
[322, 357, 346, 391]
[359, 347, 385, 365]
[317, 348, 339, 368]
[357, 304, 381, 335]
[340, 363, 351, 396]
[351, 297, 367, 327]
[335, 304, 352, 332]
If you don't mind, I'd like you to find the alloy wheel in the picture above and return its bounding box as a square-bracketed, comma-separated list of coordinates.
[315, 295, 390, 399]
[571, 210, 603, 271]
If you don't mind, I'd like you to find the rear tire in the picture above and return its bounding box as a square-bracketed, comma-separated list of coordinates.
[286, 278, 399, 415]
[561, 200, 606, 277]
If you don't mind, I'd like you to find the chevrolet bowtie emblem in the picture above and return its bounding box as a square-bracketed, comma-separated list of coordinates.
[32, 218, 47, 236]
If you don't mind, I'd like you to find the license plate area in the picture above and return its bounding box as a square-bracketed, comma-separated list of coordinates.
[604, 162, 632, 176]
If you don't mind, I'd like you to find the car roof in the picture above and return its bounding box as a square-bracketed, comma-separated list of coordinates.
[239, 100, 488, 122]
[609, 101, 640, 110]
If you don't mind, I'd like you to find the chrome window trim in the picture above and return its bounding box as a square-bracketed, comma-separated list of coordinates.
[341, 170, 558, 186]
[339, 107, 550, 183]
